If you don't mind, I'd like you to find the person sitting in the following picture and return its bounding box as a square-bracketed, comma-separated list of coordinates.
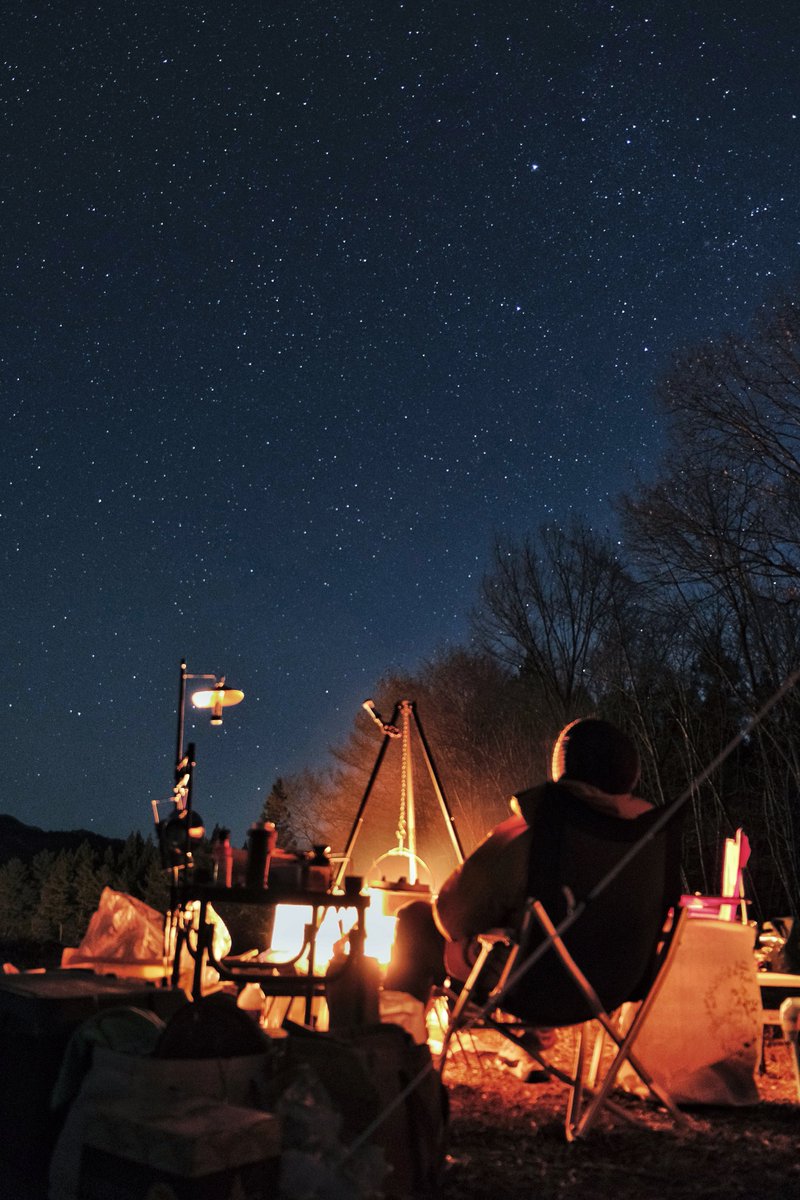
[383, 717, 679, 1053]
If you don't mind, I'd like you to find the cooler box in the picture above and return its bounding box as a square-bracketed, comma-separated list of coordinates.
[0, 971, 186, 1168]
[78, 1099, 281, 1200]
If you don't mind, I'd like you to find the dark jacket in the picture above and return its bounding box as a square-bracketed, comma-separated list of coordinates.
[435, 779, 653, 947]
[433, 780, 673, 1024]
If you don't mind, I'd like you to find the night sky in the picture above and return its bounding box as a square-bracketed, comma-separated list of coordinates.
[4, 3, 799, 844]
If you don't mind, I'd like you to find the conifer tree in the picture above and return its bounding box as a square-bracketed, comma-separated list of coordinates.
[71, 842, 102, 942]
[114, 831, 152, 897]
[31, 850, 72, 942]
[0, 858, 36, 939]
[262, 777, 297, 851]
[141, 855, 170, 912]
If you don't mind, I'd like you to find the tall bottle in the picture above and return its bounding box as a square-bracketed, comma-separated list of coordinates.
[326, 945, 381, 1032]
[246, 822, 270, 889]
[212, 827, 233, 887]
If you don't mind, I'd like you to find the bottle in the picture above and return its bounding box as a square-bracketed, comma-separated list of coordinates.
[246, 822, 270, 889]
[306, 845, 332, 892]
[212, 828, 233, 887]
[326, 950, 381, 1032]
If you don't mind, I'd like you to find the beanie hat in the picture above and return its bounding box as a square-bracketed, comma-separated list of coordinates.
[551, 718, 640, 795]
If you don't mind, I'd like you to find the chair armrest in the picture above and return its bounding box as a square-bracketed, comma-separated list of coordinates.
[477, 930, 514, 950]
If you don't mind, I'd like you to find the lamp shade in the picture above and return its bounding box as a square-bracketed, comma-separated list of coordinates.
[192, 685, 244, 725]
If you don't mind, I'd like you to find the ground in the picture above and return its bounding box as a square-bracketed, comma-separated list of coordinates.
[441, 1034, 797, 1200]
[4, 1033, 796, 1199]
[2, 957, 795, 1199]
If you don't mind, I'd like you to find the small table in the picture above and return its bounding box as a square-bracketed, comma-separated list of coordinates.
[754, 969, 800, 1073]
[173, 883, 369, 1024]
[60, 948, 171, 984]
[759, 970, 800, 1025]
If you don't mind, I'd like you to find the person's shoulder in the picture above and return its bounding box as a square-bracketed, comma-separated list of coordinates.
[490, 812, 528, 842]
[620, 795, 655, 819]
[510, 780, 553, 824]
[457, 813, 528, 859]
[558, 778, 656, 820]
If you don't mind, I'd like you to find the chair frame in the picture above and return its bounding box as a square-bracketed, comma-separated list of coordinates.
[440, 898, 689, 1140]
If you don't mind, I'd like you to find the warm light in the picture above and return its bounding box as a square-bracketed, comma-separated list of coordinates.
[269, 905, 343, 970]
[363, 889, 401, 967]
[192, 685, 244, 726]
[267, 893, 444, 1046]
[269, 891, 399, 973]
[322, 887, 401, 968]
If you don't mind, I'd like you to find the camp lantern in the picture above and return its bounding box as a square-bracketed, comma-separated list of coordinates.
[191, 680, 245, 726]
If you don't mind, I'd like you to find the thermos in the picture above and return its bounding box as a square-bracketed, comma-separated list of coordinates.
[246, 821, 275, 888]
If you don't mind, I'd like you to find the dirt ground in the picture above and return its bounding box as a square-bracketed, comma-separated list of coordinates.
[3, 975, 795, 1199]
[440, 1033, 798, 1200]
[5, 1035, 796, 1200]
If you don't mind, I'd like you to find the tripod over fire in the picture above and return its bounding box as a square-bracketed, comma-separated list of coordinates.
[335, 699, 466, 901]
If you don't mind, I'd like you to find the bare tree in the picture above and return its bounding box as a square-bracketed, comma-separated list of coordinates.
[620, 294, 800, 923]
[267, 769, 343, 853]
[473, 519, 644, 725]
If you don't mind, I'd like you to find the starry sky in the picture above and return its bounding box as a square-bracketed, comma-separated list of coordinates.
[3, 2, 799, 844]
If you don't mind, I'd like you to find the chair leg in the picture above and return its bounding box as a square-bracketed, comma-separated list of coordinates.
[570, 1007, 687, 1139]
[528, 900, 687, 1138]
[437, 984, 494, 1077]
[438, 938, 506, 1077]
[437, 1000, 490, 1077]
[586, 1017, 609, 1088]
[565, 1023, 588, 1137]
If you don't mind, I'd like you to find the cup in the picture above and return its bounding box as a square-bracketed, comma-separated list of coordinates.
[344, 874, 364, 895]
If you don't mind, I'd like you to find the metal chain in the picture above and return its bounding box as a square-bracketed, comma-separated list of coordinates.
[396, 702, 411, 850]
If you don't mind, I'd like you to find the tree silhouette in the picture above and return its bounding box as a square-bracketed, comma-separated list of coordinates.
[0, 858, 36, 939]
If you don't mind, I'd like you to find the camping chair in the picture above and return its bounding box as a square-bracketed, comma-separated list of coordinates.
[439, 788, 687, 1140]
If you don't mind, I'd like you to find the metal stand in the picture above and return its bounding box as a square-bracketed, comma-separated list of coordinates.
[333, 699, 465, 890]
[172, 883, 369, 1023]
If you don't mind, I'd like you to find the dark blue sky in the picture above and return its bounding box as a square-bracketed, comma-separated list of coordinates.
[4, 2, 799, 842]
